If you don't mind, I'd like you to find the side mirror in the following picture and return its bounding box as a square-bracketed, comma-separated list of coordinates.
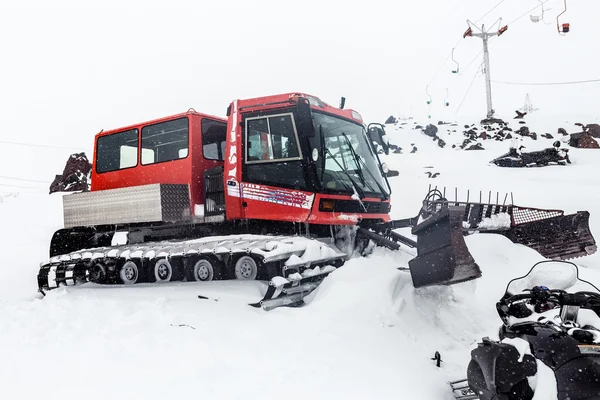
[296, 98, 315, 137]
[339, 97, 346, 109]
[367, 123, 390, 155]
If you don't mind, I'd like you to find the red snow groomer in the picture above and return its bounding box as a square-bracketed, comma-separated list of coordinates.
[37, 93, 596, 310]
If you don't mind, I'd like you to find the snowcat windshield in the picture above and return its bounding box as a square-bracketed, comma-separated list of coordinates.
[311, 112, 389, 198]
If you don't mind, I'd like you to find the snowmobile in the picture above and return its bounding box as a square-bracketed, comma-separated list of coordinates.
[491, 141, 571, 168]
[451, 260, 600, 400]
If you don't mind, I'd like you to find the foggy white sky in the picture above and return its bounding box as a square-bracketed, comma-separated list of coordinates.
[0, 0, 599, 153]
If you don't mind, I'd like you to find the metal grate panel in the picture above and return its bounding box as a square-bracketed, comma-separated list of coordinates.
[63, 184, 191, 228]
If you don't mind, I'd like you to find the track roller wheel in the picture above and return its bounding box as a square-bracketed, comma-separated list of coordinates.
[234, 255, 258, 280]
[154, 258, 174, 283]
[119, 260, 140, 285]
[89, 261, 108, 284]
[184, 256, 221, 282]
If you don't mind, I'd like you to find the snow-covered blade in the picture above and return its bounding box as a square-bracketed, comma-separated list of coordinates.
[409, 206, 482, 288]
[503, 210, 597, 260]
[249, 265, 336, 311]
[421, 190, 597, 261]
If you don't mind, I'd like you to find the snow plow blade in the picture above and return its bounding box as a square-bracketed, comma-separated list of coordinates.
[500, 211, 597, 260]
[408, 206, 482, 288]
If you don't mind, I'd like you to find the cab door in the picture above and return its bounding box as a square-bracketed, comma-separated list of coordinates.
[240, 112, 314, 223]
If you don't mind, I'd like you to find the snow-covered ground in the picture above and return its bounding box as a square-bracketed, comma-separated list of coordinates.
[1, 112, 599, 399]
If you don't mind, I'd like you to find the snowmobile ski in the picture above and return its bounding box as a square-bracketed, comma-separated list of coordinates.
[450, 379, 478, 400]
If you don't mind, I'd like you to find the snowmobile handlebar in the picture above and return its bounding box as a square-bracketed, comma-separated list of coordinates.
[498, 286, 600, 321]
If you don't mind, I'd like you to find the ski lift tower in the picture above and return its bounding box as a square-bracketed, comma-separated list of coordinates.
[463, 19, 508, 119]
[519, 94, 539, 114]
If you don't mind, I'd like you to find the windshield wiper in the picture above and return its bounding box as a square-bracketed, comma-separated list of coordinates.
[318, 124, 365, 199]
[339, 133, 367, 187]
[341, 132, 389, 200]
[324, 147, 367, 206]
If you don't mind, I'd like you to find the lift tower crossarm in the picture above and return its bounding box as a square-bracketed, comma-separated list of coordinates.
[463, 18, 507, 119]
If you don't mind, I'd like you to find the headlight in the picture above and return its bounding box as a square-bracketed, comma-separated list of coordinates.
[381, 162, 390, 174]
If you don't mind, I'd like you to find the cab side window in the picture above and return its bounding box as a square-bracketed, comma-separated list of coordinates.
[244, 113, 306, 190]
[96, 129, 139, 173]
[246, 114, 301, 163]
[202, 118, 227, 161]
[141, 117, 189, 165]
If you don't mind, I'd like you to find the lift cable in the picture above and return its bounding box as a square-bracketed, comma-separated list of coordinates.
[506, 0, 551, 26]
[0, 175, 49, 184]
[493, 78, 600, 86]
[0, 182, 46, 190]
[455, 66, 483, 116]
[0, 139, 88, 151]
[475, 0, 507, 24]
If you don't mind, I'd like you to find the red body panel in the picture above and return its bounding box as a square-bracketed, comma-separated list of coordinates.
[224, 100, 244, 220]
[308, 194, 391, 225]
[91, 111, 226, 216]
[232, 182, 314, 223]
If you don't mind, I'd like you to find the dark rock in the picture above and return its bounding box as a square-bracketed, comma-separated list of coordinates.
[514, 110, 527, 119]
[519, 121, 527, 124]
[49, 152, 92, 194]
[464, 125, 470, 129]
[541, 133, 554, 139]
[460, 138, 474, 149]
[479, 132, 488, 140]
[480, 117, 506, 125]
[516, 126, 530, 137]
[465, 129, 477, 139]
[438, 139, 446, 148]
[424, 124, 439, 138]
[570, 133, 600, 149]
[506, 133, 513, 139]
[558, 128, 568, 136]
[385, 115, 397, 124]
[586, 124, 600, 138]
[465, 143, 485, 150]
[415, 125, 423, 130]
[410, 145, 418, 153]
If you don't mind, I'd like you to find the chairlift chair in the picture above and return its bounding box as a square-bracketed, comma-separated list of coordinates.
[451, 48, 459, 74]
[531, 0, 553, 25]
[557, 0, 570, 34]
